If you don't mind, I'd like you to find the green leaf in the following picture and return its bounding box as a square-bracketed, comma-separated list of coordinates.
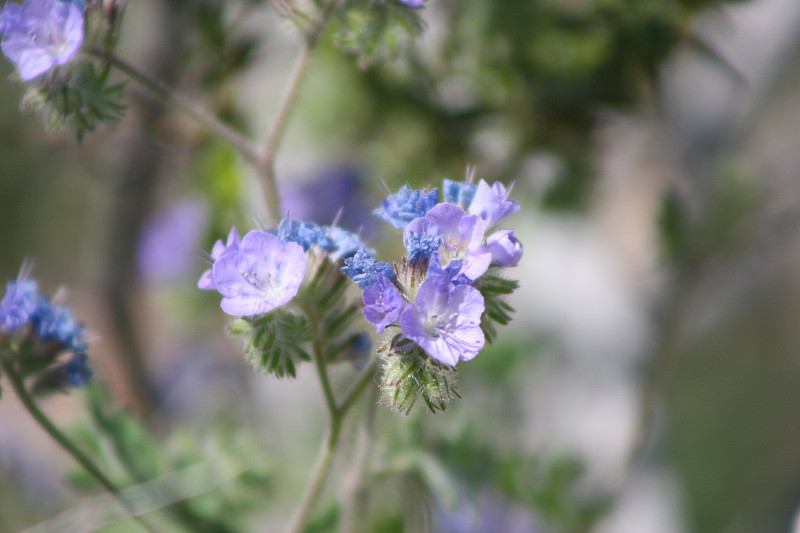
[473, 270, 519, 343]
[231, 310, 313, 378]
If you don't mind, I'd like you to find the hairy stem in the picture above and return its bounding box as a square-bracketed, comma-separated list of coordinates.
[258, 0, 340, 220]
[86, 48, 261, 166]
[0, 358, 163, 533]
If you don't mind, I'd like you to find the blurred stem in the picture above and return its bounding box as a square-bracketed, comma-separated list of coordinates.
[86, 48, 261, 166]
[258, 0, 340, 220]
[0, 359, 163, 533]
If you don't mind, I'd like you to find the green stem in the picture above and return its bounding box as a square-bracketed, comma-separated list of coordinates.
[258, 0, 340, 220]
[86, 48, 261, 167]
[0, 358, 163, 533]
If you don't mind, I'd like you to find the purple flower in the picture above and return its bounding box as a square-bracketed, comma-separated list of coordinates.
[318, 226, 369, 260]
[31, 301, 88, 352]
[427, 253, 471, 285]
[467, 180, 520, 228]
[374, 185, 438, 228]
[400, 275, 485, 366]
[138, 199, 209, 284]
[62, 351, 92, 387]
[442, 179, 477, 209]
[363, 274, 405, 334]
[0, 278, 40, 332]
[198, 227, 241, 290]
[0, 0, 84, 81]
[404, 224, 442, 265]
[212, 231, 306, 316]
[277, 218, 322, 251]
[341, 248, 396, 289]
[405, 203, 492, 281]
[486, 230, 523, 267]
[398, 0, 425, 7]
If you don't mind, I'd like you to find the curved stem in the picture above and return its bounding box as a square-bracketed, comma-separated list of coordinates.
[258, 0, 340, 220]
[86, 48, 261, 166]
[0, 358, 163, 533]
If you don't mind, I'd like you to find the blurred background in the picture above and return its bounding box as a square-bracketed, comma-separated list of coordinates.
[2, 0, 800, 531]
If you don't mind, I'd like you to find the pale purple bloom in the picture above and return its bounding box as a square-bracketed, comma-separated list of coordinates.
[139, 199, 209, 284]
[363, 274, 405, 334]
[212, 231, 306, 316]
[0, 278, 40, 332]
[405, 203, 492, 281]
[486, 230, 523, 267]
[374, 185, 438, 228]
[398, 0, 424, 7]
[467, 180, 519, 228]
[0, 0, 84, 81]
[277, 218, 322, 251]
[400, 274, 485, 366]
[198, 227, 241, 290]
[341, 248, 396, 289]
[427, 253, 471, 285]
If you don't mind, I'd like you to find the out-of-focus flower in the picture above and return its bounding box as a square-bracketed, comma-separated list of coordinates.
[0, 0, 84, 80]
[318, 226, 369, 261]
[398, 0, 425, 7]
[442, 178, 477, 209]
[212, 231, 307, 316]
[0, 279, 40, 332]
[363, 274, 405, 334]
[341, 248, 396, 289]
[486, 230, 523, 267]
[400, 274, 485, 366]
[374, 185, 438, 228]
[467, 180, 520, 229]
[138, 199, 210, 285]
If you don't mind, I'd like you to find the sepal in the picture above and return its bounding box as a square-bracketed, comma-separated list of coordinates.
[23, 61, 126, 141]
[229, 310, 312, 378]
[473, 270, 518, 344]
[377, 332, 460, 415]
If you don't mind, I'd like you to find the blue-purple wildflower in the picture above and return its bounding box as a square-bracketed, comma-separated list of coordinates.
[0, 0, 84, 81]
[0, 278, 41, 332]
[442, 178, 477, 209]
[486, 230, 523, 267]
[398, 0, 425, 7]
[362, 274, 405, 334]
[341, 249, 396, 289]
[62, 351, 92, 387]
[400, 274, 485, 367]
[374, 185, 438, 228]
[467, 179, 520, 229]
[212, 231, 307, 316]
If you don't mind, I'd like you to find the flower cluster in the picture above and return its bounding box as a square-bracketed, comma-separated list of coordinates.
[0, 0, 85, 81]
[343, 177, 522, 368]
[199, 220, 368, 317]
[0, 271, 93, 394]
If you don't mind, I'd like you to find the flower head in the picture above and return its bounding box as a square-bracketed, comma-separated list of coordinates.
[198, 227, 241, 290]
[212, 231, 306, 316]
[442, 179, 477, 209]
[277, 218, 323, 251]
[31, 300, 88, 352]
[374, 185, 438, 228]
[486, 230, 523, 267]
[363, 274, 405, 334]
[400, 275, 485, 366]
[341, 248, 396, 289]
[0, 0, 84, 80]
[467, 180, 520, 229]
[0, 278, 41, 332]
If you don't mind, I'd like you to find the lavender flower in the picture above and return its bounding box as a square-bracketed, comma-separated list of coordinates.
[468, 180, 520, 228]
[0, 0, 84, 81]
[0, 278, 40, 332]
[374, 185, 438, 228]
[363, 274, 405, 333]
[277, 219, 322, 251]
[31, 301, 88, 352]
[198, 227, 241, 290]
[212, 231, 307, 316]
[404, 223, 442, 265]
[400, 274, 485, 366]
[405, 203, 492, 281]
[398, 0, 425, 7]
[341, 248, 396, 289]
[486, 230, 523, 267]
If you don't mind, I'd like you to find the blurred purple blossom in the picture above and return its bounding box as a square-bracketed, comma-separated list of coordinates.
[467, 180, 520, 229]
[138, 199, 210, 285]
[212, 231, 307, 316]
[400, 274, 484, 366]
[0, 278, 40, 332]
[0, 0, 84, 80]
[486, 230, 523, 267]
